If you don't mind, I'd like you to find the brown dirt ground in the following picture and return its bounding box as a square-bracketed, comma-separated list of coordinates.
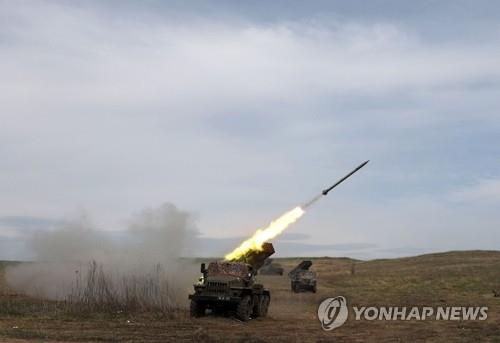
[1, 251, 500, 342]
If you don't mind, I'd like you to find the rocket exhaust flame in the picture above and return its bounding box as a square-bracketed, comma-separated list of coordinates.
[224, 206, 305, 261]
[224, 161, 369, 261]
[224, 193, 322, 261]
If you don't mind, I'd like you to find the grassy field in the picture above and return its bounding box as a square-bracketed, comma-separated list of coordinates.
[1, 251, 500, 342]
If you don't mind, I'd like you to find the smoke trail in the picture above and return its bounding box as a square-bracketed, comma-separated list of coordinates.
[302, 194, 323, 209]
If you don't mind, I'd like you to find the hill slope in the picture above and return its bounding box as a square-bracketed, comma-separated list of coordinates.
[1, 250, 499, 342]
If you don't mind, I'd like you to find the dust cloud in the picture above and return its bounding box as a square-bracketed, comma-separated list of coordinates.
[5, 203, 200, 306]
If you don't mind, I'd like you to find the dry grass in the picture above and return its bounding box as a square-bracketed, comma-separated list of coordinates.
[67, 261, 182, 315]
[1, 251, 500, 342]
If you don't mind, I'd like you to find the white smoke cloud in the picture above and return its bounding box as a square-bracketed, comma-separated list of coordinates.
[5, 203, 199, 302]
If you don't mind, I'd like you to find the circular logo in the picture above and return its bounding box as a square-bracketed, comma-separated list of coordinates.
[318, 296, 348, 331]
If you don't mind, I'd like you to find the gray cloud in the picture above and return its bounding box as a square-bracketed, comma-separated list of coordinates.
[0, 1, 499, 260]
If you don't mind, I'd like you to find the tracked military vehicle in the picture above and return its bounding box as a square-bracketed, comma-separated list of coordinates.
[259, 258, 284, 276]
[189, 243, 274, 321]
[288, 260, 317, 293]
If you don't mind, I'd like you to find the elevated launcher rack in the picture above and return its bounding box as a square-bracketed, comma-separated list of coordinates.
[288, 260, 313, 278]
[227, 242, 276, 273]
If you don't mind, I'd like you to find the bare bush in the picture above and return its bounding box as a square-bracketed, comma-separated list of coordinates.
[68, 261, 184, 315]
[5, 203, 200, 316]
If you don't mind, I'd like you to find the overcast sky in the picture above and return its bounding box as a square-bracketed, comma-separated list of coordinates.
[1, 0, 499, 259]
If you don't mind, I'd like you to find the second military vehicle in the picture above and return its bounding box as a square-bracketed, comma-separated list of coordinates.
[288, 260, 317, 293]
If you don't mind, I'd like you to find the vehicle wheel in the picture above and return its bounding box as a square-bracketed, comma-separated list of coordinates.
[260, 295, 270, 317]
[190, 300, 205, 317]
[291, 282, 299, 293]
[236, 295, 252, 321]
[252, 295, 261, 318]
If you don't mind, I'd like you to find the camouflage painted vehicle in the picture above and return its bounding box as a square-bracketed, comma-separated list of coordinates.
[258, 258, 284, 276]
[189, 243, 274, 321]
[288, 260, 317, 293]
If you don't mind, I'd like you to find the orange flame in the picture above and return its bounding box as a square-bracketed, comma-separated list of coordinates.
[224, 206, 305, 261]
